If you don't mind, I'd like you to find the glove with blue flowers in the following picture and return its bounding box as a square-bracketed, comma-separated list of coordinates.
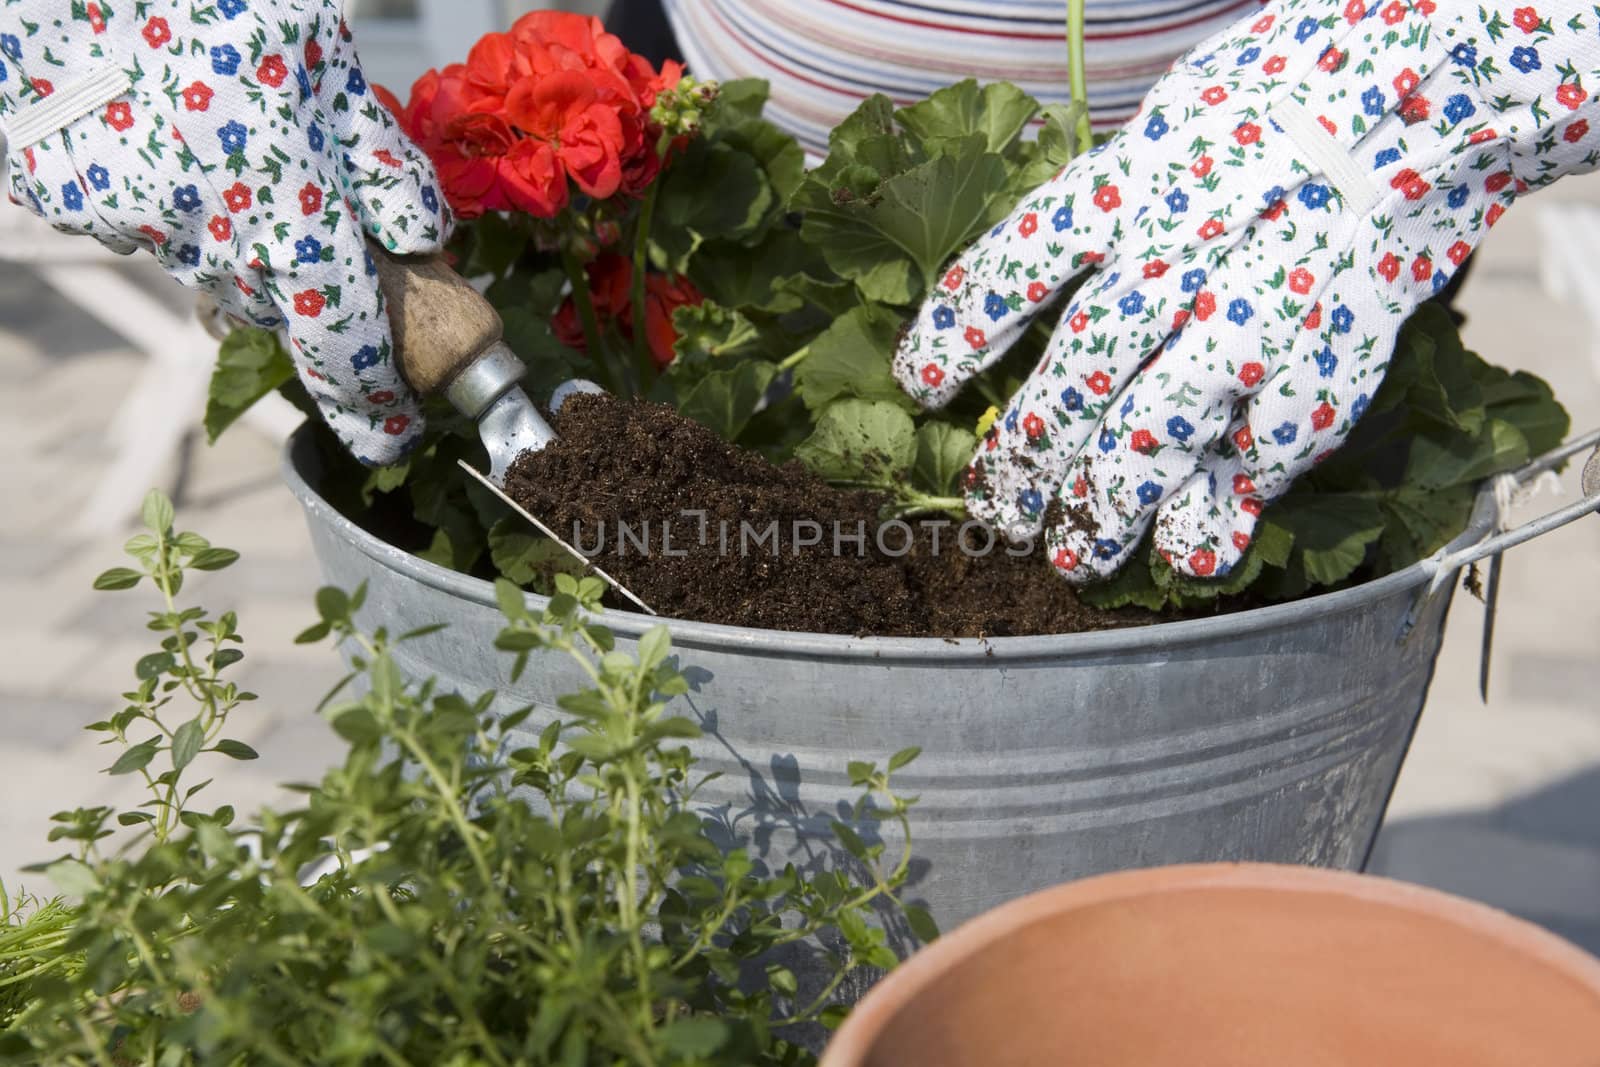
[0, 0, 452, 464]
[893, 0, 1600, 582]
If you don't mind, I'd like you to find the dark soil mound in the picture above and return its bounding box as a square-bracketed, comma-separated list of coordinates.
[503, 395, 1159, 638]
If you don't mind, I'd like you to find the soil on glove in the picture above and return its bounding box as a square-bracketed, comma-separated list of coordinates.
[502, 394, 1161, 637]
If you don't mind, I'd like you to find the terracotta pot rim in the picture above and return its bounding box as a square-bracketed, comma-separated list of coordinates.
[820, 862, 1600, 1066]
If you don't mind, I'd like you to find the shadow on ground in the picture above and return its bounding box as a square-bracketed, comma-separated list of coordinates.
[1370, 767, 1600, 955]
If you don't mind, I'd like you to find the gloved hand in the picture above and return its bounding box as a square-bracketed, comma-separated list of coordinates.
[893, 0, 1597, 581]
[0, 0, 452, 464]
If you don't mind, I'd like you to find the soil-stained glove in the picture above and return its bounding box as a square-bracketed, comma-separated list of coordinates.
[0, 0, 452, 465]
[893, 0, 1599, 581]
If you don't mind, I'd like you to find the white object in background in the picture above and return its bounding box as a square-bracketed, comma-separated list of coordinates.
[1536, 204, 1600, 385]
[0, 155, 302, 535]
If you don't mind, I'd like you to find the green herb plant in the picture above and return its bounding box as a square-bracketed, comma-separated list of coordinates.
[204, 62, 1569, 612]
[0, 494, 929, 1065]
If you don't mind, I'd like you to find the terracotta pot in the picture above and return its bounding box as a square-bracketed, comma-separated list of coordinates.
[821, 863, 1600, 1067]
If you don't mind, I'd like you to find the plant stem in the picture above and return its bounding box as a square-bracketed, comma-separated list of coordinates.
[777, 344, 812, 372]
[1065, 0, 1093, 154]
[560, 243, 618, 394]
[628, 179, 663, 394]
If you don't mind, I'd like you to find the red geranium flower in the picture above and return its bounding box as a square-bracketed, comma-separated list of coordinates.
[257, 55, 288, 87]
[142, 17, 171, 48]
[294, 289, 326, 317]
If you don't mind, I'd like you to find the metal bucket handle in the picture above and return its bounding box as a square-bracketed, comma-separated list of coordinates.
[1418, 426, 1600, 590]
[1399, 426, 1600, 654]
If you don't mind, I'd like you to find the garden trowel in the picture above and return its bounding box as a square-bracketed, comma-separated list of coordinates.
[372, 246, 655, 614]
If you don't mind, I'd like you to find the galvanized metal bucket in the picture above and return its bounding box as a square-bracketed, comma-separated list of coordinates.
[281, 426, 1600, 943]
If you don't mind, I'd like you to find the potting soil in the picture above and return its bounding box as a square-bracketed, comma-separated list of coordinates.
[503, 394, 1159, 637]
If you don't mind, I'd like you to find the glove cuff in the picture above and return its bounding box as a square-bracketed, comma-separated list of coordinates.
[2, 63, 128, 148]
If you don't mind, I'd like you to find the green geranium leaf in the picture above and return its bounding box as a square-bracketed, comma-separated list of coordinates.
[895, 78, 1038, 154]
[795, 398, 917, 488]
[652, 140, 775, 274]
[1378, 483, 1478, 573]
[488, 518, 584, 590]
[1267, 494, 1387, 586]
[796, 140, 1014, 306]
[913, 421, 976, 496]
[793, 304, 915, 412]
[205, 327, 294, 444]
[676, 360, 780, 442]
[1405, 418, 1530, 489]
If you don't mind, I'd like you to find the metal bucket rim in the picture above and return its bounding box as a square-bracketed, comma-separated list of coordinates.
[282, 425, 1498, 662]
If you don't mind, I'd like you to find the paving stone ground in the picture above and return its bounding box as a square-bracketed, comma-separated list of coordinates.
[2, 186, 1598, 952]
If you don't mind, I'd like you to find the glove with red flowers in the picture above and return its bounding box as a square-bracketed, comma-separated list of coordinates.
[0, 0, 451, 464]
[892, 0, 1600, 582]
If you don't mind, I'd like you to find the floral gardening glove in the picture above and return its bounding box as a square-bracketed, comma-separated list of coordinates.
[893, 0, 1599, 581]
[0, 0, 452, 465]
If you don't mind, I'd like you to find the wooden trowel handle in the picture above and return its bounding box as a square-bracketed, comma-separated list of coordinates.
[369, 242, 503, 397]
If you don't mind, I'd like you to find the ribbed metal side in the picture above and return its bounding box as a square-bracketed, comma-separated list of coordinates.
[285, 427, 1478, 934]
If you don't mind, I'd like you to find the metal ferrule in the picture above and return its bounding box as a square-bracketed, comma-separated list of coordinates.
[445, 341, 526, 420]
